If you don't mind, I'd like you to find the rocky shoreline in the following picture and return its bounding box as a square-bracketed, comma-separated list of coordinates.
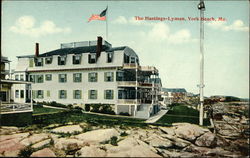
[0, 122, 248, 157]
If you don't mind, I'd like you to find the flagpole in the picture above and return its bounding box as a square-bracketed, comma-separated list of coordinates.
[106, 6, 108, 41]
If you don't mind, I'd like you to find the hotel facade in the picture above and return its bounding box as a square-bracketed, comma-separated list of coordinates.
[13, 37, 162, 118]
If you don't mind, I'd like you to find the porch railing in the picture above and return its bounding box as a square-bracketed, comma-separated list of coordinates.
[1, 103, 32, 113]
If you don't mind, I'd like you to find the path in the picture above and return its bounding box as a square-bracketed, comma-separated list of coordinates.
[42, 105, 68, 110]
[146, 110, 168, 123]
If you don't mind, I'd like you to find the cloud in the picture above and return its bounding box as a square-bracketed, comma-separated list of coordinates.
[207, 19, 249, 32]
[147, 22, 197, 44]
[10, 15, 71, 37]
[112, 16, 196, 44]
[112, 16, 128, 24]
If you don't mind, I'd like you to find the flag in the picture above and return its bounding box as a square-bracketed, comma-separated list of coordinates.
[88, 7, 107, 22]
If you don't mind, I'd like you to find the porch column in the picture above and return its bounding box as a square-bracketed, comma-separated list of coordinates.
[8, 89, 11, 103]
[30, 84, 33, 111]
[8, 62, 11, 79]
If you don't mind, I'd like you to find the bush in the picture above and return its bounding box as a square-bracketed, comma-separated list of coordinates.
[119, 112, 130, 116]
[110, 136, 118, 146]
[18, 145, 34, 157]
[85, 104, 90, 111]
[120, 131, 128, 137]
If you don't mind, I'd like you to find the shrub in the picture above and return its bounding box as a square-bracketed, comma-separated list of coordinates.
[119, 112, 130, 116]
[67, 104, 73, 109]
[18, 145, 34, 157]
[110, 136, 118, 146]
[120, 131, 128, 137]
[85, 104, 90, 111]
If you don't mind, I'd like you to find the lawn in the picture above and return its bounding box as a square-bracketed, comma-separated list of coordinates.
[33, 105, 66, 115]
[32, 109, 148, 128]
[156, 104, 210, 126]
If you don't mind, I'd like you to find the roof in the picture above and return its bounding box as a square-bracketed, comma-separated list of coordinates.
[17, 46, 127, 58]
[162, 88, 187, 93]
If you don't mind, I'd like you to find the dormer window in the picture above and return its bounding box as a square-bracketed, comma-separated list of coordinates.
[88, 53, 96, 64]
[107, 52, 113, 63]
[45, 57, 53, 64]
[130, 57, 135, 63]
[35, 58, 43, 66]
[58, 56, 66, 65]
[73, 55, 81, 64]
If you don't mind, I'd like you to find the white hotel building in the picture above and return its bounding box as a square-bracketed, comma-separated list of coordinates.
[13, 37, 162, 118]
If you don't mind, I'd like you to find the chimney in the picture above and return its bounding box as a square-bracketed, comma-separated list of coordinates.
[96, 36, 102, 59]
[35, 43, 39, 56]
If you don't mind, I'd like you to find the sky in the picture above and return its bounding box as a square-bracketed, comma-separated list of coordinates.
[2, 0, 249, 98]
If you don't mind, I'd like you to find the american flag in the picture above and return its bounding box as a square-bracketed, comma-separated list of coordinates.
[88, 7, 107, 22]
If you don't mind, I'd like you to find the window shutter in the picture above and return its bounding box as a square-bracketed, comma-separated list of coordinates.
[111, 90, 114, 99]
[111, 72, 114, 81]
[32, 90, 36, 99]
[104, 90, 106, 99]
[95, 90, 97, 99]
[80, 90, 82, 99]
[104, 72, 107, 82]
[65, 90, 67, 99]
[96, 73, 98, 82]
[88, 90, 90, 99]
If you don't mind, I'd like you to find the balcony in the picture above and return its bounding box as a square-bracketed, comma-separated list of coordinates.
[123, 63, 138, 69]
[117, 99, 141, 104]
[117, 81, 137, 87]
[140, 66, 158, 74]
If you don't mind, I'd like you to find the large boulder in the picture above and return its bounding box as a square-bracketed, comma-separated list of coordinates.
[174, 123, 205, 141]
[32, 139, 51, 149]
[76, 146, 106, 157]
[161, 134, 191, 148]
[0, 139, 25, 155]
[54, 138, 86, 151]
[51, 125, 83, 134]
[0, 132, 29, 142]
[74, 129, 119, 145]
[0, 126, 19, 135]
[106, 137, 161, 157]
[20, 133, 49, 146]
[30, 148, 56, 157]
[195, 132, 217, 147]
[159, 127, 175, 136]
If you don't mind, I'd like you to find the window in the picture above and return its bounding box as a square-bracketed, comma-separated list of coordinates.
[36, 75, 44, 83]
[29, 75, 35, 82]
[116, 71, 124, 81]
[74, 90, 82, 99]
[59, 74, 67, 83]
[59, 90, 67, 99]
[88, 72, 98, 82]
[88, 53, 96, 63]
[37, 90, 44, 99]
[104, 90, 114, 99]
[15, 75, 19, 80]
[35, 58, 43, 66]
[45, 57, 53, 64]
[73, 73, 82, 82]
[130, 57, 135, 63]
[20, 90, 24, 98]
[107, 52, 113, 63]
[47, 90, 50, 97]
[73, 55, 81, 64]
[45, 74, 52, 81]
[15, 90, 19, 98]
[20, 74, 24, 81]
[58, 56, 66, 65]
[104, 72, 114, 82]
[29, 58, 34, 67]
[89, 90, 97, 99]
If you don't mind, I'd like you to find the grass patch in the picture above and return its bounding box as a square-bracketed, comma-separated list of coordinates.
[157, 105, 210, 126]
[32, 110, 147, 128]
[33, 105, 66, 115]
